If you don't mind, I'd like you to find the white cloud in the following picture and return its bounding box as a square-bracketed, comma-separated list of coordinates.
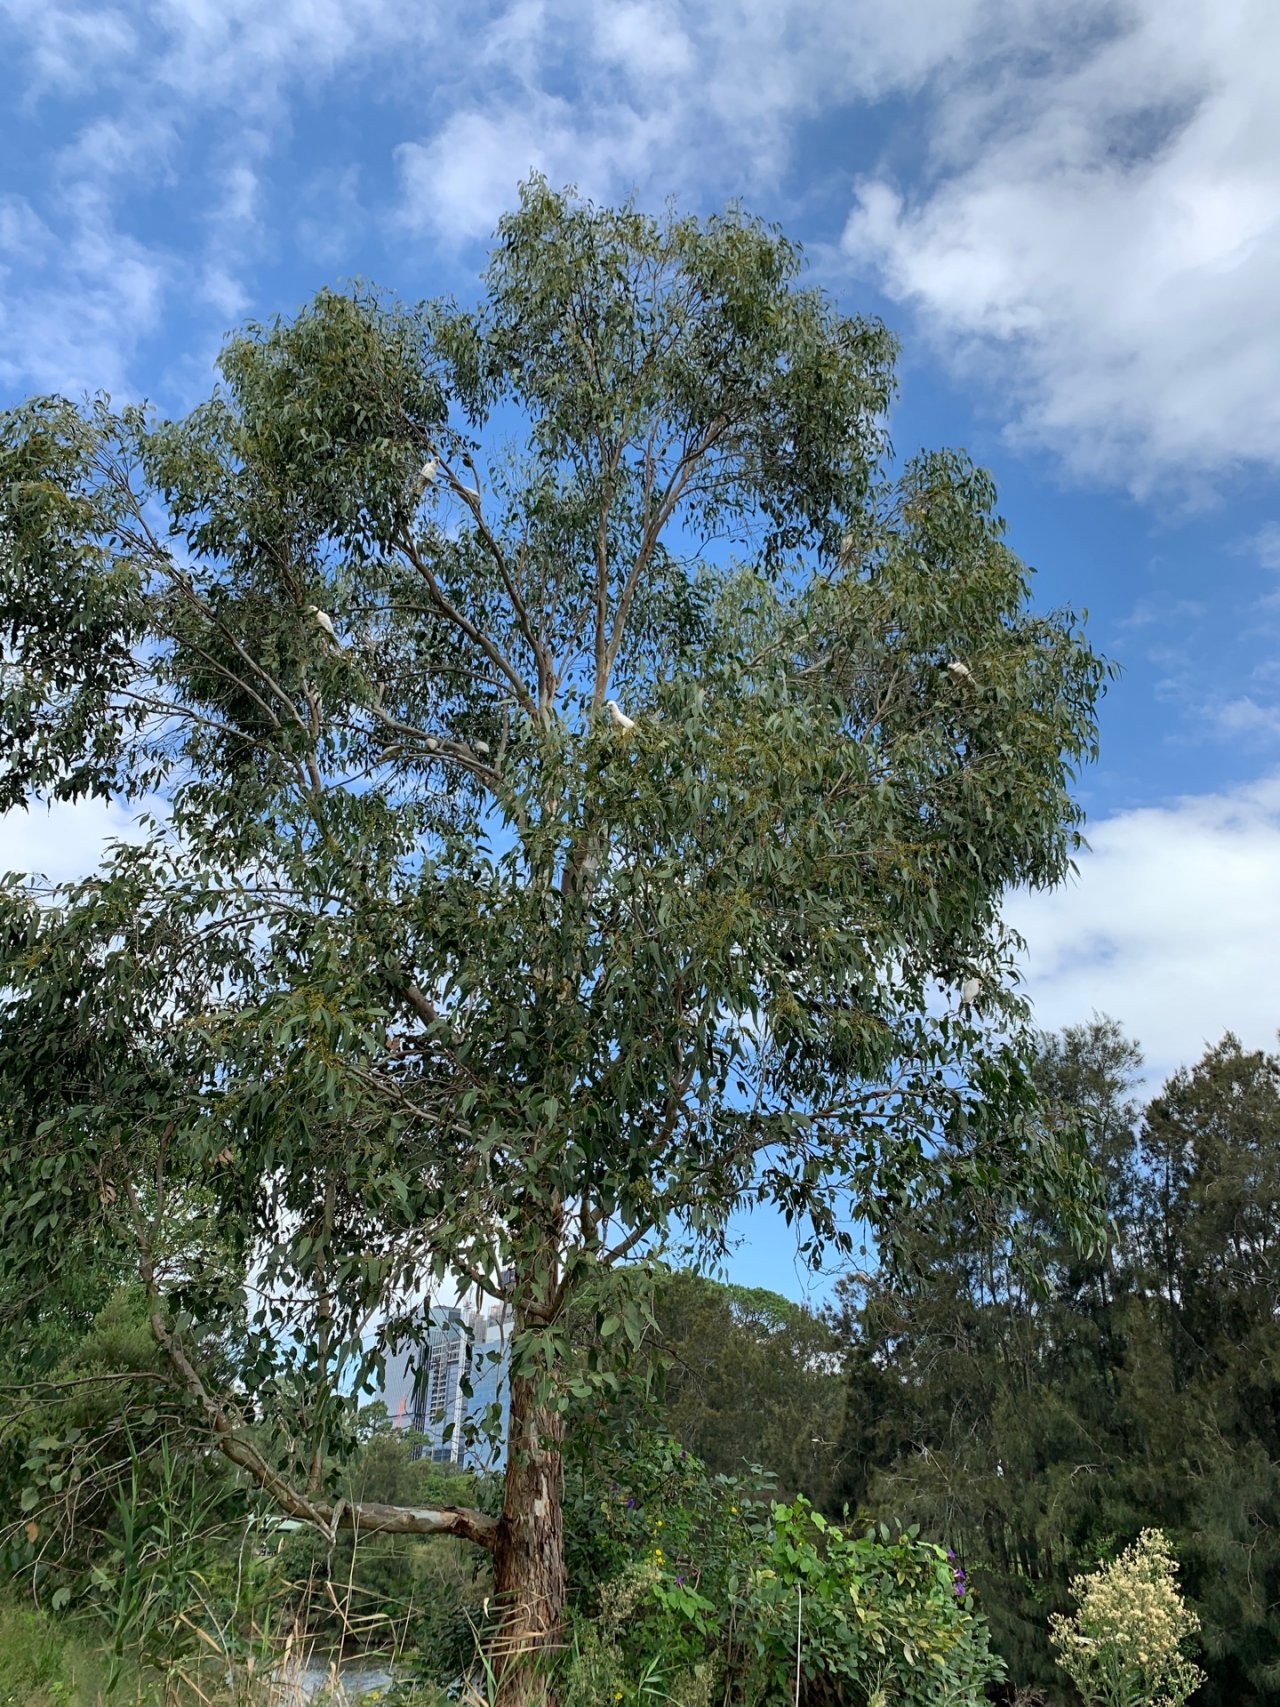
[842, 0, 1280, 492]
[192, 156, 268, 324]
[0, 795, 164, 887]
[592, 1, 695, 83]
[397, 103, 593, 246]
[1116, 596, 1207, 630]
[215, 162, 259, 228]
[55, 112, 179, 188]
[390, 0, 1038, 242]
[0, 0, 1108, 390]
[0, 194, 53, 264]
[396, 96, 674, 245]
[2, 1, 139, 96]
[5, 0, 434, 110]
[0, 194, 169, 397]
[1006, 775, 1280, 1088]
[379, 0, 1280, 525]
[7, 0, 1279, 497]
[1, 0, 442, 397]
[1245, 522, 1280, 572]
[1213, 697, 1280, 741]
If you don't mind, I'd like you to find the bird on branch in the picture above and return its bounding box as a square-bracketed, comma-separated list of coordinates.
[409, 457, 438, 502]
[307, 605, 340, 647]
[447, 469, 481, 505]
[605, 700, 636, 734]
[945, 659, 976, 688]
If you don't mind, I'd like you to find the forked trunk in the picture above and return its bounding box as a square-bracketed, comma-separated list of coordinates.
[490, 1365, 567, 1706]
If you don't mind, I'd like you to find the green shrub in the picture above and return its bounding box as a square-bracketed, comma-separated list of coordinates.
[738, 1502, 1002, 1707]
[564, 1428, 1003, 1705]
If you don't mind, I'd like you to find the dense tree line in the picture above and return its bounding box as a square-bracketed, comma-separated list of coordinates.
[7, 1018, 1277, 1702]
[646, 1021, 1280, 1702]
[644, 1272, 844, 1505]
[835, 1020, 1280, 1701]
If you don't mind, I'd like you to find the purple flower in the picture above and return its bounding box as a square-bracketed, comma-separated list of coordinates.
[946, 1548, 955, 1561]
[953, 1568, 967, 1599]
[626, 1496, 635, 1508]
[676, 1574, 685, 1585]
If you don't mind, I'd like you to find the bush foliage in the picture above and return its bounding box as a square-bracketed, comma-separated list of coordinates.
[562, 1428, 1002, 1705]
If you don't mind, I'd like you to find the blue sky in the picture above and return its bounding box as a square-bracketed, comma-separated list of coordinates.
[3, 0, 1279, 1301]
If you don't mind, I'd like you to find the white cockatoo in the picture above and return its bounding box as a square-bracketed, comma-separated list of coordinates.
[473, 739, 491, 757]
[307, 605, 339, 645]
[838, 530, 857, 567]
[419, 457, 438, 487]
[946, 659, 975, 688]
[960, 976, 981, 1007]
[605, 699, 636, 734]
[447, 470, 480, 503]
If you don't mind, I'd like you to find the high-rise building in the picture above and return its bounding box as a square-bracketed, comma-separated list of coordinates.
[378, 1294, 512, 1469]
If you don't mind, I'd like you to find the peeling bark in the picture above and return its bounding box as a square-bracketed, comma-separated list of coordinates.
[490, 1366, 568, 1706]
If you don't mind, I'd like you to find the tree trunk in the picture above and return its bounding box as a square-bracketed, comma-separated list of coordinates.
[491, 1365, 567, 1706]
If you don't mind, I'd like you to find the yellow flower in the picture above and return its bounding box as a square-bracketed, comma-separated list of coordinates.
[653, 1548, 664, 1561]
[1050, 1530, 1203, 1707]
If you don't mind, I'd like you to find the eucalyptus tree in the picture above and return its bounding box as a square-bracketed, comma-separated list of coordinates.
[0, 180, 1105, 1697]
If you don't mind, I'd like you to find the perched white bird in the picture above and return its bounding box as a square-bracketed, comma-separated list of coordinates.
[473, 740, 491, 757]
[960, 977, 981, 1007]
[605, 699, 636, 734]
[419, 457, 438, 487]
[307, 605, 339, 645]
[838, 530, 857, 567]
[946, 659, 975, 688]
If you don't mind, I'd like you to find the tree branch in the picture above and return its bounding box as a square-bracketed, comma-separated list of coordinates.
[144, 1300, 498, 1549]
[601, 413, 728, 692]
[398, 531, 536, 717]
[443, 457, 553, 708]
[126, 1178, 498, 1551]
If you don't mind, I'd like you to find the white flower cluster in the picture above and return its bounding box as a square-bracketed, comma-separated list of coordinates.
[1049, 1529, 1204, 1707]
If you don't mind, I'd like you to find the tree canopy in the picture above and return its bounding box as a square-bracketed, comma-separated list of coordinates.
[834, 1022, 1280, 1705]
[0, 179, 1107, 1696]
